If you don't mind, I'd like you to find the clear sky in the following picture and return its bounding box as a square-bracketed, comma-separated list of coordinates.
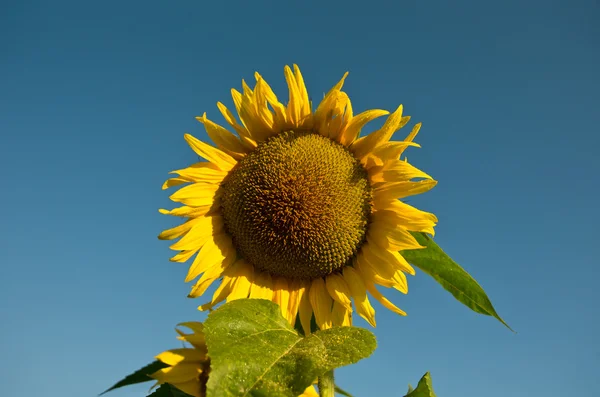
[1, 0, 598, 396]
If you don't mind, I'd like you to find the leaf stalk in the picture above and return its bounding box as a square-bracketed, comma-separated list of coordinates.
[318, 370, 335, 397]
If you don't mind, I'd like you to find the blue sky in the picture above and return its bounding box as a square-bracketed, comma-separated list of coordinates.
[1, 0, 598, 396]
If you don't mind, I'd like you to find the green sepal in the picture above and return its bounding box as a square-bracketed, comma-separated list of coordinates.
[148, 384, 194, 397]
[101, 360, 169, 395]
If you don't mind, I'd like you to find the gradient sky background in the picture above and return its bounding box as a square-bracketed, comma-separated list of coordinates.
[1, 0, 599, 396]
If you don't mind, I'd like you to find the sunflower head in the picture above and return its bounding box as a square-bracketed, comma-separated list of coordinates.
[221, 130, 372, 280]
[159, 65, 438, 332]
[151, 322, 210, 397]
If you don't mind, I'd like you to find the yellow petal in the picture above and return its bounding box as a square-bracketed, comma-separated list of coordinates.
[169, 216, 224, 251]
[314, 90, 349, 139]
[209, 277, 234, 308]
[168, 379, 202, 397]
[387, 250, 415, 276]
[354, 250, 395, 289]
[309, 278, 333, 330]
[254, 73, 287, 129]
[300, 384, 320, 397]
[158, 217, 204, 240]
[156, 348, 205, 365]
[361, 245, 408, 293]
[185, 234, 235, 282]
[373, 179, 437, 203]
[342, 266, 376, 327]
[188, 261, 229, 299]
[196, 114, 248, 159]
[273, 277, 291, 321]
[331, 300, 352, 327]
[216, 101, 247, 136]
[325, 71, 349, 96]
[299, 284, 314, 335]
[323, 92, 352, 140]
[230, 88, 244, 119]
[241, 79, 253, 96]
[231, 88, 262, 138]
[159, 205, 215, 218]
[293, 64, 311, 119]
[216, 101, 257, 149]
[170, 162, 228, 183]
[177, 321, 204, 335]
[168, 182, 219, 207]
[372, 205, 437, 237]
[351, 105, 405, 159]
[354, 246, 408, 293]
[284, 65, 302, 127]
[384, 199, 438, 222]
[369, 159, 433, 184]
[368, 221, 424, 251]
[162, 177, 191, 190]
[365, 281, 407, 316]
[162, 177, 212, 191]
[364, 235, 415, 275]
[176, 334, 207, 354]
[364, 141, 421, 167]
[249, 271, 274, 300]
[151, 363, 200, 384]
[287, 279, 306, 326]
[311, 70, 349, 136]
[252, 78, 277, 131]
[183, 133, 236, 171]
[174, 322, 207, 351]
[226, 260, 254, 302]
[169, 249, 199, 263]
[339, 109, 389, 146]
[325, 273, 353, 311]
[235, 84, 273, 142]
[359, 245, 396, 280]
[397, 123, 422, 157]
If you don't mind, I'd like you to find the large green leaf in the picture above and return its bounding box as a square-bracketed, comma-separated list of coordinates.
[404, 372, 437, 397]
[101, 360, 168, 395]
[204, 299, 377, 397]
[402, 232, 512, 330]
[148, 384, 194, 397]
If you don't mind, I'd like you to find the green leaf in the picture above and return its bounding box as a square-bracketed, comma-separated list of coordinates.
[335, 384, 354, 396]
[404, 372, 437, 397]
[101, 360, 169, 395]
[406, 384, 414, 394]
[402, 232, 512, 330]
[148, 384, 194, 397]
[204, 299, 377, 397]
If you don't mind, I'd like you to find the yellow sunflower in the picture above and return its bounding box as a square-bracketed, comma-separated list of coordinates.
[152, 322, 318, 397]
[159, 65, 437, 332]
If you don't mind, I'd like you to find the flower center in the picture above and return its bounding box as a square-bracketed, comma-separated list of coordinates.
[220, 130, 372, 280]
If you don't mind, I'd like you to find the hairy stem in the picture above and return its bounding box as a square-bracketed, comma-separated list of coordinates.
[318, 369, 335, 397]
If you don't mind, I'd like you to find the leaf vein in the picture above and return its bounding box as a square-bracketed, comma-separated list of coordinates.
[241, 338, 303, 397]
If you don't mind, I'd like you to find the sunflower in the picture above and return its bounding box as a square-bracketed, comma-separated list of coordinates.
[151, 322, 318, 397]
[159, 65, 437, 332]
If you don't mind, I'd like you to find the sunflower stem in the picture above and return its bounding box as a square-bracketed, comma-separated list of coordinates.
[318, 369, 335, 397]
